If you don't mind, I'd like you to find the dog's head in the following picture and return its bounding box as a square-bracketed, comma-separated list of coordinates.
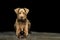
[14, 8, 29, 20]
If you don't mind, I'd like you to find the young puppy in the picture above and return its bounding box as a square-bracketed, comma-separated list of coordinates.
[14, 8, 31, 39]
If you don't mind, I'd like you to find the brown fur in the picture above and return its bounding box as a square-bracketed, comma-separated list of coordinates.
[14, 8, 31, 39]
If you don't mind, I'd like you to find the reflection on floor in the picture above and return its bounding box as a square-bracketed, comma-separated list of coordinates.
[0, 32, 60, 40]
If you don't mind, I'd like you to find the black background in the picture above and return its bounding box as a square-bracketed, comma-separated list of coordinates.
[0, 0, 59, 33]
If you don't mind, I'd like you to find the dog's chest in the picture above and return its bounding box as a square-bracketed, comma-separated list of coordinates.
[16, 19, 28, 28]
[19, 23, 26, 27]
[17, 22, 26, 28]
[18, 23, 26, 31]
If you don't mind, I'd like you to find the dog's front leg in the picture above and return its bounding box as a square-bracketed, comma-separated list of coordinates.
[24, 23, 29, 38]
[16, 25, 21, 39]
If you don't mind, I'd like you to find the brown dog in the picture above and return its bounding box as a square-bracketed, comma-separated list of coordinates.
[14, 8, 31, 39]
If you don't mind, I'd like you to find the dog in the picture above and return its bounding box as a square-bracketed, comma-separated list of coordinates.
[14, 8, 31, 39]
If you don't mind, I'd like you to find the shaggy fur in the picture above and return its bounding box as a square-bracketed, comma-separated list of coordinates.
[14, 8, 31, 39]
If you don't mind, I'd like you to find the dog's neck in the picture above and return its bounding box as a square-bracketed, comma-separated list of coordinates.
[17, 19, 27, 24]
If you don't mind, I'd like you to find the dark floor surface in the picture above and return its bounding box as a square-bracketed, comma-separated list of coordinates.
[0, 32, 60, 40]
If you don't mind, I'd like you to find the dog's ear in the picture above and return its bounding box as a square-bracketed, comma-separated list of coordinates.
[24, 8, 29, 14]
[14, 8, 20, 14]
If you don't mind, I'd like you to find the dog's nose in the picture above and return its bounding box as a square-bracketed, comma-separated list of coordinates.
[21, 17, 23, 19]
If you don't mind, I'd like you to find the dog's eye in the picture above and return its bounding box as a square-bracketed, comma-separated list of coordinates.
[23, 12, 26, 15]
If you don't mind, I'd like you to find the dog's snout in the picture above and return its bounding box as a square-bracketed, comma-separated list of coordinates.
[21, 17, 23, 19]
